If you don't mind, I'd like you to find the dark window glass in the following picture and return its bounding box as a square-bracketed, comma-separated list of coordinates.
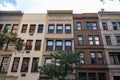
[102, 22, 108, 30]
[29, 24, 36, 33]
[78, 35, 83, 45]
[112, 22, 118, 30]
[11, 24, 18, 33]
[65, 24, 71, 34]
[90, 52, 97, 64]
[77, 22, 82, 30]
[19, 40, 24, 50]
[116, 36, 120, 45]
[97, 52, 104, 64]
[48, 24, 54, 34]
[37, 25, 43, 33]
[88, 73, 96, 80]
[0, 57, 9, 72]
[4, 24, 10, 32]
[79, 72, 87, 80]
[109, 52, 120, 64]
[98, 73, 106, 80]
[46, 40, 53, 51]
[21, 58, 30, 72]
[113, 76, 120, 80]
[26, 40, 33, 50]
[21, 24, 27, 33]
[65, 40, 72, 51]
[105, 36, 112, 45]
[56, 24, 63, 33]
[34, 40, 41, 50]
[11, 57, 20, 72]
[0, 24, 3, 30]
[31, 58, 39, 72]
[55, 40, 62, 51]
[86, 22, 91, 30]
[118, 22, 120, 28]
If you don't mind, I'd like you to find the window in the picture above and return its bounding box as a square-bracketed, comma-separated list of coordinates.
[48, 24, 54, 34]
[55, 40, 62, 51]
[0, 57, 9, 72]
[113, 76, 120, 80]
[88, 36, 94, 45]
[56, 24, 63, 33]
[94, 36, 100, 45]
[29, 24, 36, 33]
[65, 24, 71, 34]
[78, 35, 83, 45]
[65, 40, 72, 51]
[11, 57, 20, 72]
[0, 24, 3, 30]
[34, 40, 41, 50]
[46, 40, 53, 51]
[118, 22, 120, 28]
[86, 22, 97, 30]
[11, 24, 18, 33]
[86, 22, 91, 30]
[79, 72, 87, 80]
[97, 52, 104, 64]
[105, 36, 112, 45]
[98, 73, 106, 80]
[37, 24, 43, 33]
[88, 35, 100, 45]
[21, 24, 27, 33]
[76, 22, 82, 30]
[116, 36, 120, 45]
[79, 52, 85, 64]
[19, 40, 24, 50]
[45, 58, 52, 64]
[21, 58, 30, 72]
[109, 52, 120, 64]
[102, 22, 108, 30]
[112, 22, 117, 30]
[88, 73, 96, 80]
[90, 52, 96, 64]
[4, 24, 10, 32]
[26, 40, 33, 50]
[31, 58, 39, 72]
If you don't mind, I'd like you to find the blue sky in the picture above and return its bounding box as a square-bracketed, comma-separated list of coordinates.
[0, 0, 120, 13]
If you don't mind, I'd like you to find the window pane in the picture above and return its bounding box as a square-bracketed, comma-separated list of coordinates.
[118, 22, 120, 28]
[46, 40, 53, 51]
[56, 25, 63, 33]
[77, 22, 82, 30]
[45, 58, 52, 64]
[105, 36, 112, 45]
[65, 40, 72, 51]
[34, 40, 41, 50]
[11, 57, 20, 72]
[4, 24, 10, 32]
[116, 36, 120, 44]
[38, 25, 43, 33]
[92, 22, 97, 30]
[86, 22, 91, 30]
[65, 25, 71, 34]
[98, 52, 104, 64]
[48, 24, 54, 33]
[0, 24, 3, 30]
[0, 57, 9, 72]
[21, 58, 30, 72]
[31, 58, 39, 72]
[88, 73, 96, 80]
[102, 22, 108, 30]
[78, 36, 83, 45]
[29, 24, 36, 33]
[112, 22, 117, 30]
[90, 52, 96, 64]
[26, 40, 33, 50]
[79, 52, 85, 64]
[21, 24, 27, 33]
[79, 72, 87, 80]
[95, 36, 100, 45]
[98, 73, 106, 80]
[56, 40, 62, 51]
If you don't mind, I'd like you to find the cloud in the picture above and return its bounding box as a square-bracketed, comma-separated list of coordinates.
[0, 0, 120, 13]
[0, 1, 16, 10]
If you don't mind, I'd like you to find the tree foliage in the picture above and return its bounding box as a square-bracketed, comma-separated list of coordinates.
[0, 30, 21, 51]
[39, 51, 79, 80]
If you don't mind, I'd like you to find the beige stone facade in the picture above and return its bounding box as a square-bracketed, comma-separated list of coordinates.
[98, 11, 120, 80]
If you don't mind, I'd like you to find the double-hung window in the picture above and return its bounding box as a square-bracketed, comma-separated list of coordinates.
[48, 24, 54, 34]
[102, 22, 108, 30]
[65, 24, 71, 34]
[76, 22, 82, 30]
[65, 40, 72, 51]
[78, 35, 83, 45]
[55, 40, 62, 51]
[56, 24, 63, 33]
[46, 40, 53, 51]
[37, 25, 43, 33]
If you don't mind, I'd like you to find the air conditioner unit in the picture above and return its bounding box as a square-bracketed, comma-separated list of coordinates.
[21, 74, 26, 77]
[26, 50, 30, 53]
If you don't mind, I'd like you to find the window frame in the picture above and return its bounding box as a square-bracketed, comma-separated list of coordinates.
[34, 40, 41, 50]
[65, 24, 71, 34]
[37, 24, 43, 33]
[31, 57, 39, 72]
[65, 40, 72, 51]
[78, 35, 83, 45]
[55, 40, 62, 51]
[25, 40, 33, 50]
[29, 24, 36, 33]
[48, 24, 54, 34]
[76, 22, 82, 30]
[56, 24, 63, 34]
[102, 22, 108, 30]
[46, 40, 53, 51]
